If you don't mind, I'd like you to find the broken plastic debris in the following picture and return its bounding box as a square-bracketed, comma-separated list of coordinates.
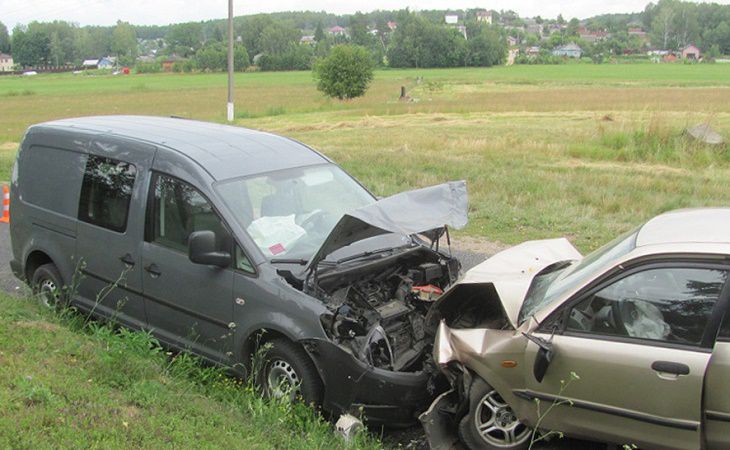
[335, 414, 363, 442]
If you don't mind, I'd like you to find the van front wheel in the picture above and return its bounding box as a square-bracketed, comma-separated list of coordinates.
[31, 263, 65, 309]
[260, 338, 323, 408]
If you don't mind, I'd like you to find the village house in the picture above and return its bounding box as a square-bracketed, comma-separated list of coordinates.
[553, 42, 583, 58]
[526, 46, 541, 57]
[0, 53, 13, 72]
[387, 21, 397, 31]
[444, 14, 459, 25]
[681, 44, 701, 60]
[97, 56, 116, 69]
[476, 10, 493, 24]
[507, 36, 518, 47]
[82, 59, 99, 69]
[328, 25, 347, 36]
[161, 55, 186, 72]
[300, 35, 316, 44]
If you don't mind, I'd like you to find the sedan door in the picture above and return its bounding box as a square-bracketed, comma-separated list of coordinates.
[522, 263, 728, 450]
[141, 173, 235, 364]
[705, 312, 730, 449]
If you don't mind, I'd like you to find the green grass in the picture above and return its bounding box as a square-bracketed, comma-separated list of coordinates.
[0, 292, 381, 448]
[1, 64, 729, 250]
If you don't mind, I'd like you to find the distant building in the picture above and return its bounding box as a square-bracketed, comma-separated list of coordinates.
[527, 46, 541, 57]
[553, 43, 583, 58]
[387, 21, 398, 31]
[82, 59, 99, 69]
[476, 10, 493, 24]
[328, 26, 347, 36]
[161, 55, 186, 72]
[300, 35, 316, 44]
[445, 14, 459, 25]
[0, 53, 13, 72]
[507, 36, 518, 47]
[681, 44, 701, 60]
[456, 25, 467, 39]
[98, 56, 116, 69]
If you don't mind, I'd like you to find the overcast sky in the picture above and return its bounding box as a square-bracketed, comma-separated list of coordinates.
[2, 0, 729, 30]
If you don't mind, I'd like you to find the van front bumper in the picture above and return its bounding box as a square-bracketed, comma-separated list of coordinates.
[302, 338, 435, 427]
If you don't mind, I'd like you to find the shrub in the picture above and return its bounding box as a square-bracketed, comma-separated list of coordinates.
[135, 62, 162, 73]
[313, 44, 374, 100]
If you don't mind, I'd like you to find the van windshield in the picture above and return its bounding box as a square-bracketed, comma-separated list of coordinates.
[216, 165, 375, 260]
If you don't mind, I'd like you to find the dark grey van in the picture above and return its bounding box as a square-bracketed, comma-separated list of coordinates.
[9, 116, 467, 426]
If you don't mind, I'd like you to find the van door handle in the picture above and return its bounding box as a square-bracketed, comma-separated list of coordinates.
[144, 263, 162, 277]
[119, 253, 135, 267]
[652, 361, 690, 376]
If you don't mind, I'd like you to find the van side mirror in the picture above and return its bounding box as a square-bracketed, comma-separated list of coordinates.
[188, 231, 232, 268]
[523, 332, 554, 383]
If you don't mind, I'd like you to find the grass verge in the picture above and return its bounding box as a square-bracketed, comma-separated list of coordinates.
[0, 292, 381, 449]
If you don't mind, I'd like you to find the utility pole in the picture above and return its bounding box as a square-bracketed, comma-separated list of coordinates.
[227, 0, 234, 122]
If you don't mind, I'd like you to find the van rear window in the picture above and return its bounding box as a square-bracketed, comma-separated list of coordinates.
[78, 155, 136, 232]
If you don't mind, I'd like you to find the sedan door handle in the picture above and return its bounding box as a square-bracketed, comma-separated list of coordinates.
[652, 361, 690, 376]
[144, 263, 162, 277]
[119, 253, 136, 267]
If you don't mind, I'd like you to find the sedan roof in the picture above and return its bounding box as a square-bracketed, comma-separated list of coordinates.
[33, 115, 329, 180]
[636, 208, 730, 247]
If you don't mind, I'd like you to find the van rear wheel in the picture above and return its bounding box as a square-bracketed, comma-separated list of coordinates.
[259, 338, 323, 408]
[31, 263, 65, 309]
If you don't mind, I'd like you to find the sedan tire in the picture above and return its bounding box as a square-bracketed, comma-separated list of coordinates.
[459, 378, 531, 450]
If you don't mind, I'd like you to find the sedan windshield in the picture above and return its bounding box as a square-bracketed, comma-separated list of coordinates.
[518, 227, 639, 324]
[216, 165, 375, 261]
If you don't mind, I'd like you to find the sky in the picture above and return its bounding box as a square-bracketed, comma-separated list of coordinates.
[2, 0, 730, 30]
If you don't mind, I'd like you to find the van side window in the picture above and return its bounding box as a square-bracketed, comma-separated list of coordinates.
[78, 155, 136, 232]
[151, 175, 230, 254]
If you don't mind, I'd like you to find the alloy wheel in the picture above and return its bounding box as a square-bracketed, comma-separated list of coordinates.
[474, 390, 531, 447]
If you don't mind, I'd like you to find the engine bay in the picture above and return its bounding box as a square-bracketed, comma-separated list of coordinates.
[306, 245, 460, 373]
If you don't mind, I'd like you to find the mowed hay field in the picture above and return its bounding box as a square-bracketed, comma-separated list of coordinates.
[2, 64, 730, 251]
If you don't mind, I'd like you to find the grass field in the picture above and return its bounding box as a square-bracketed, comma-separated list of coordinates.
[0, 292, 381, 448]
[2, 64, 730, 250]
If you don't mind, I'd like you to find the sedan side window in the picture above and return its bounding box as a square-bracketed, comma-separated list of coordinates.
[150, 175, 231, 254]
[566, 267, 727, 346]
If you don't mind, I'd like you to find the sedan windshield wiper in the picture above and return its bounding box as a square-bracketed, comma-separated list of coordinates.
[270, 258, 309, 265]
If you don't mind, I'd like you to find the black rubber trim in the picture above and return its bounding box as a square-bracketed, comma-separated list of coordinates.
[81, 269, 229, 328]
[513, 390, 698, 431]
[652, 361, 690, 375]
[706, 410, 730, 422]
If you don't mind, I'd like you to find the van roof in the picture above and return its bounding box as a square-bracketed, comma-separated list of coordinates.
[33, 115, 330, 180]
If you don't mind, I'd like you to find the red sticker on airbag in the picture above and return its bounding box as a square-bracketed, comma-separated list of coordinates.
[269, 243, 285, 255]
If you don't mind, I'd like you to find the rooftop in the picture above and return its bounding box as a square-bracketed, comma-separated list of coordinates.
[32, 116, 328, 181]
[636, 209, 730, 247]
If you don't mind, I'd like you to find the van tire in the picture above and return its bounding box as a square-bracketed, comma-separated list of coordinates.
[31, 263, 66, 309]
[260, 338, 323, 408]
[458, 378, 531, 450]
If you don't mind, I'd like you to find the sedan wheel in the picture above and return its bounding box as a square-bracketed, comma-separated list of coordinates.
[459, 378, 531, 450]
[475, 390, 531, 447]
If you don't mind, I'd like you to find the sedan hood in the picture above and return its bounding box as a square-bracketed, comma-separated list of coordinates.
[458, 238, 582, 327]
[308, 181, 468, 269]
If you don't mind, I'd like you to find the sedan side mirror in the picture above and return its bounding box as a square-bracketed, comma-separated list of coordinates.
[523, 332, 554, 383]
[188, 230, 232, 268]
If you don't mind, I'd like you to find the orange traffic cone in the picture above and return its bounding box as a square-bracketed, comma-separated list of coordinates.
[0, 184, 9, 224]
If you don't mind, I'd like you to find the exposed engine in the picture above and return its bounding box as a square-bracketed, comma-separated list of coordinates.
[311, 246, 460, 372]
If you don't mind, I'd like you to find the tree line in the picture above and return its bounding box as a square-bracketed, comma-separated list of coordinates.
[1, 0, 729, 72]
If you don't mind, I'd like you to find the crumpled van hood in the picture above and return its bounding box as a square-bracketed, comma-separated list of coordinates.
[308, 181, 468, 269]
[459, 238, 582, 327]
